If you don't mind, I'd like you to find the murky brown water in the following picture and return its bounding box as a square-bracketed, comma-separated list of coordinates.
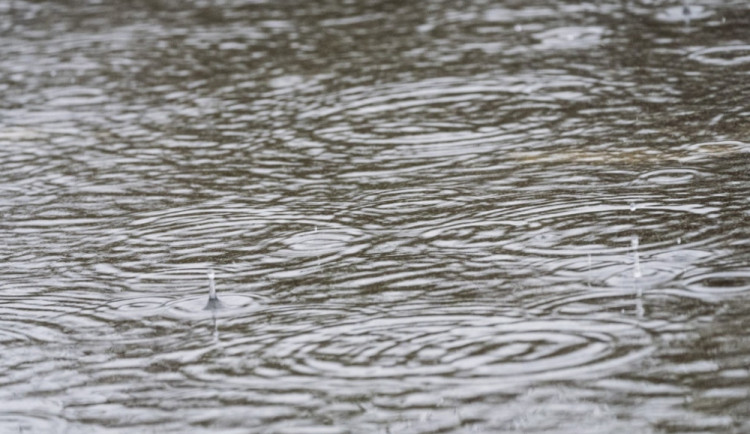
[1, 0, 749, 432]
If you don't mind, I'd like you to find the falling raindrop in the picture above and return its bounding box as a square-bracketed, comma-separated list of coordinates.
[632, 236, 643, 318]
[631, 236, 642, 279]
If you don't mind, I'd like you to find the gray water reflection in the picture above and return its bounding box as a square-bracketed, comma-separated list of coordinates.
[1, 0, 749, 432]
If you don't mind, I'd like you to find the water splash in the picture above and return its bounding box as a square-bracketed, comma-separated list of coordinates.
[203, 269, 224, 311]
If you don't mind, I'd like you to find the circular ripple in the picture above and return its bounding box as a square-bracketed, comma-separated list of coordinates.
[89, 293, 264, 322]
[416, 198, 721, 258]
[632, 168, 705, 185]
[298, 76, 586, 160]
[681, 140, 750, 155]
[419, 218, 527, 252]
[125, 207, 370, 276]
[0, 319, 71, 345]
[275, 226, 369, 259]
[266, 224, 371, 278]
[688, 45, 750, 67]
[532, 26, 606, 50]
[601, 259, 684, 289]
[257, 311, 653, 382]
[283, 228, 357, 255]
[127, 206, 274, 246]
[166, 293, 263, 318]
[494, 199, 721, 257]
[91, 296, 174, 321]
[0, 293, 108, 344]
[655, 5, 713, 23]
[683, 269, 750, 296]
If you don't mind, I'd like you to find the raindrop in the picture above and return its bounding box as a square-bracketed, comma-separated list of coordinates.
[682, 1, 691, 25]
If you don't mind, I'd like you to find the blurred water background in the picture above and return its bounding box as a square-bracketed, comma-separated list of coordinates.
[1, 0, 749, 432]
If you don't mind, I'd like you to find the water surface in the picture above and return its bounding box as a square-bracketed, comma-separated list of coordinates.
[1, 0, 749, 432]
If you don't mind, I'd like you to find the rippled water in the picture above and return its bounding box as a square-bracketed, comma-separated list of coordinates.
[1, 0, 749, 432]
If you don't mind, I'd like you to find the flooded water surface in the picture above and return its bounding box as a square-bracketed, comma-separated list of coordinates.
[1, 0, 749, 432]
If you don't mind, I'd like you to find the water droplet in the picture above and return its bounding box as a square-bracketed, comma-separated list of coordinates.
[632, 235, 642, 279]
